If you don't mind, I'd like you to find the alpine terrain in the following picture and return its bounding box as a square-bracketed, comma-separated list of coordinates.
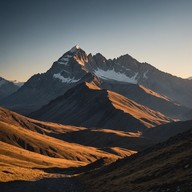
[0, 46, 192, 192]
[0, 46, 191, 120]
[0, 77, 19, 100]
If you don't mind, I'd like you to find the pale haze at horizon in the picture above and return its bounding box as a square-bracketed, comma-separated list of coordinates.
[0, 0, 191, 81]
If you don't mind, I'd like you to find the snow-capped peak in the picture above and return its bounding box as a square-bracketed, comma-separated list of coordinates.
[75, 45, 80, 49]
[70, 45, 81, 53]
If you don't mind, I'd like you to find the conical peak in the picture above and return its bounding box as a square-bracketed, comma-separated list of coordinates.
[70, 45, 81, 53]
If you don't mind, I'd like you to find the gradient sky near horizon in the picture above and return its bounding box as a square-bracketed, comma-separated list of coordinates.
[0, 0, 192, 81]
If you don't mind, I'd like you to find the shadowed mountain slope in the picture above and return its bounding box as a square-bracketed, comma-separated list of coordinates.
[1, 46, 192, 120]
[95, 80, 189, 119]
[0, 107, 153, 154]
[52, 128, 155, 153]
[30, 82, 171, 132]
[181, 109, 192, 121]
[81, 128, 192, 192]
[144, 119, 192, 142]
[0, 46, 91, 114]
[0, 77, 19, 100]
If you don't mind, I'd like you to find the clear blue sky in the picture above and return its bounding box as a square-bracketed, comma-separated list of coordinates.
[0, 0, 192, 81]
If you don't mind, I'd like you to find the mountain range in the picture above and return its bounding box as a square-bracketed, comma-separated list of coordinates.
[0, 77, 20, 100]
[30, 82, 171, 131]
[11, 80, 25, 87]
[0, 45, 192, 191]
[0, 46, 191, 121]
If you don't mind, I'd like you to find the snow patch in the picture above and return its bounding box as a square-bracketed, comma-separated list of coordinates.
[60, 57, 69, 62]
[143, 70, 149, 79]
[53, 73, 80, 83]
[70, 45, 80, 53]
[57, 54, 72, 65]
[94, 69, 138, 84]
[57, 61, 68, 65]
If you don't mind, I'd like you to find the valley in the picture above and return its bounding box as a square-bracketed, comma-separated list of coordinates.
[0, 46, 192, 192]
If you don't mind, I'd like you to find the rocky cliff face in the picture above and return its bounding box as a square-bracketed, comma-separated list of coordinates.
[87, 53, 192, 108]
[0, 46, 92, 114]
[1, 46, 192, 118]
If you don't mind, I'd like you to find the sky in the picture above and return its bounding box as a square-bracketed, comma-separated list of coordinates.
[0, 0, 192, 81]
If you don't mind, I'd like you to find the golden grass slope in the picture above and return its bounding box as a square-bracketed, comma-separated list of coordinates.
[0, 141, 85, 182]
[0, 106, 85, 135]
[108, 90, 171, 127]
[0, 107, 121, 182]
[0, 121, 118, 163]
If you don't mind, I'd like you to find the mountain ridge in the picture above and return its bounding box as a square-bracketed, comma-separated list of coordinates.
[0, 46, 192, 120]
[30, 82, 171, 131]
[0, 77, 19, 100]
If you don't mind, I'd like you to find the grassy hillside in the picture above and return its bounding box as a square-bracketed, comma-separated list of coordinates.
[0, 141, 85, 182]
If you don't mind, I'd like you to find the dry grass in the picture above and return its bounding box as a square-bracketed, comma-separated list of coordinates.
[139, 85, 171, 102]
[0, 165, 45, 182]
[91, 129, 142, 137]
[102, 147, 137, 157]
[108, 90, 171, 127]
[0, 141, 87, 182]
[85, 82, 101, 90]
[0, 121, 118, 163]
[0, 106, 86, 135]
[0, 107, 121, 182]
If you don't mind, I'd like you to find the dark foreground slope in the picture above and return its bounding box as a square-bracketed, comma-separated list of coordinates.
[144, 119, 192, 142]
[0, 175, 85, 192]
[80, 127, 192, 192]
[30, 82, 171, 132]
